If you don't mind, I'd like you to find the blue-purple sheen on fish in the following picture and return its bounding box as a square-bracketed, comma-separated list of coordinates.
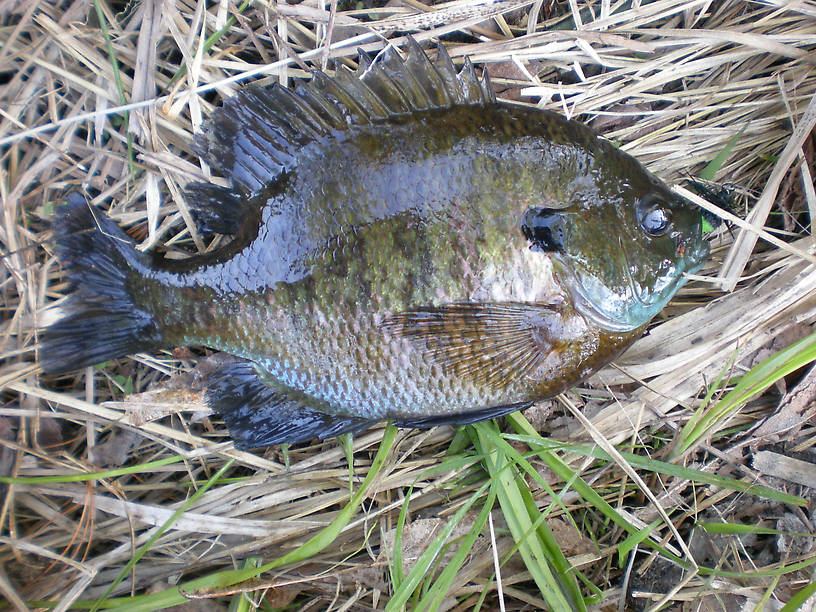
[41, 39, 708, 449]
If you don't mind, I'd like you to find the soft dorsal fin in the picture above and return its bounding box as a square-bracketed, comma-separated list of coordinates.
[192, 38, 495, 196]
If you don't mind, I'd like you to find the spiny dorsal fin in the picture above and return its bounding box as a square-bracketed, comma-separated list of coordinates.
[193, 38, 495, 195]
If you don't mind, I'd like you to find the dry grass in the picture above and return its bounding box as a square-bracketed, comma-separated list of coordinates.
[1, 0, 816, 610]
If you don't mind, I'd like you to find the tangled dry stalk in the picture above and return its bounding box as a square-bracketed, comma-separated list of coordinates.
[1, 0, 816, 610]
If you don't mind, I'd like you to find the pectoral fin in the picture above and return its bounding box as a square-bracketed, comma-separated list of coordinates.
[383, 302, 565, 389]
[207, 359, 376, 449]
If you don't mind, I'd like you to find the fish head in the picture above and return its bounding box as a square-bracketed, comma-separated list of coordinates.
[522, 164, 709, 332]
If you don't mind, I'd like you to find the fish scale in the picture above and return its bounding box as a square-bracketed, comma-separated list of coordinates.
[41, 40, 707, 448]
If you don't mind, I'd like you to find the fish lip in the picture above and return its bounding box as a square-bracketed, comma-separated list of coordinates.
[688, 237, 710, 269]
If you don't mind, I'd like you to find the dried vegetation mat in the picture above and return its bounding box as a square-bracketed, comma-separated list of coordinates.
[1, 0, 816, 610]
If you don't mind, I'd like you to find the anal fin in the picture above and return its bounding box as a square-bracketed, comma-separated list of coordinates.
[206, 358, 376, 449]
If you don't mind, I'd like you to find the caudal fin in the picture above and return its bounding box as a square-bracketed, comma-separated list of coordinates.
[40, 193, 162, 374]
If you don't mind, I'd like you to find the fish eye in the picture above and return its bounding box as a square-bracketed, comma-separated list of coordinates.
[638, 196, 671, 237]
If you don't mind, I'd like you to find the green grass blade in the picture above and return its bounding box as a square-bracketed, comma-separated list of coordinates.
[617, 519, 661, 567]
[168, 0, 251, 86]
[503, 414, 813, 585]
[676, 331, 816, 455]
[505, 413, 685, 563]
[415, 488, 497, 611]
[758, 575, 782, 612]
[92, 459, 236, 611]
[519, 481, 586, 608]
[698, 121, 749, 181]
[255, 424, 397, 571]
[503, 433, 805, 507]
[0, 455, 184, 484]
[473, 424, 588, 607]
[93, 0, 136, 177]
[385, 480, 492, 611]
[780, 581, 816, 612]
[79, 426, 397, 611]
[472, 421, 579, 611]
[446, 427, 472, 455]
[420, 453, 481, 480]
[228, 558, 261, 612]
[338, 432, 355, 496]
[389, 486, 413, 591]
[700, 522, 815, 538]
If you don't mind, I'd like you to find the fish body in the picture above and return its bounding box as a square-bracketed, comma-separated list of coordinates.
[42, 41, 708, 447]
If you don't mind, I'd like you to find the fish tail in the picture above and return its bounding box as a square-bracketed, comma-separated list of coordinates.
[40, 193, 162, 373]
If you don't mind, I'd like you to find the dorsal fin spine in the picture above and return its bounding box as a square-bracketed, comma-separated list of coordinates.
[272, 85, 328, 139]
[431, 42, 460, 100]
[392, 43, 436, 110]
[481, 69, 496, 104]
[405, 39, 452, 108]
[336, 65, 394, 119]
[361, 48, 416, 114]
[458, 57, 482, 105]
[312, 70, 374, 123]
[234, 94, 298, 159]
[355, 49, 372, 74]
[295, 82, 348, 130]
[192, 37, 495, 198]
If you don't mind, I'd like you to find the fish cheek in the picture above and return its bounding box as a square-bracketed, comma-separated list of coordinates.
[626, 234, 677, 292]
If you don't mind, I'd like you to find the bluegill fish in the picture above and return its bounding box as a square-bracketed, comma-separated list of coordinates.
[42, 40, 708, 448]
